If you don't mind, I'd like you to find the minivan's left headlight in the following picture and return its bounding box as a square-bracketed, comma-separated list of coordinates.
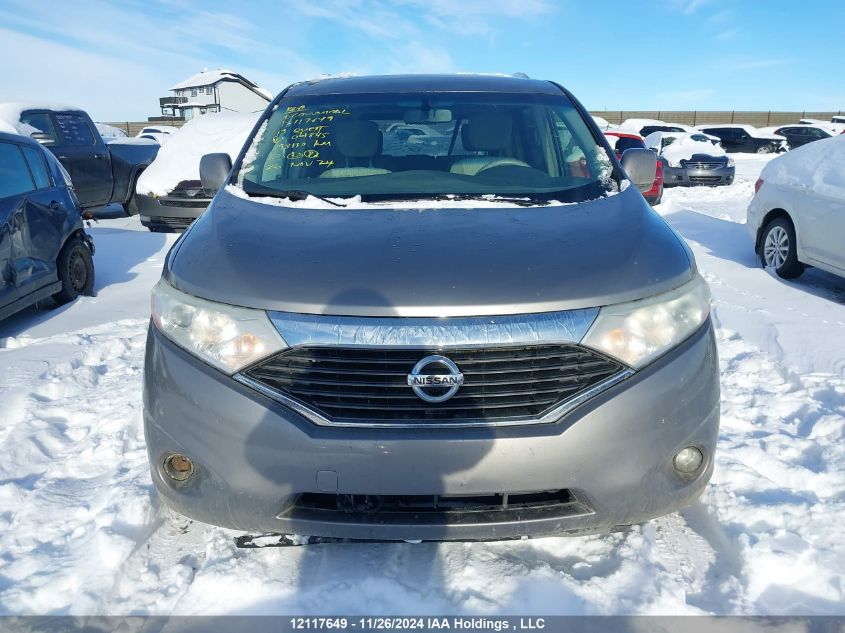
[581, 275, 711, 369]
[151, 279, 286, 374]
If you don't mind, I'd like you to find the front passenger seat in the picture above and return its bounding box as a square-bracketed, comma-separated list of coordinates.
[450, 113, 528, 176]
[320, 120, 392, 178]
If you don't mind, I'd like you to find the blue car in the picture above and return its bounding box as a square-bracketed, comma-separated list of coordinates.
[0, 131, 94, 321]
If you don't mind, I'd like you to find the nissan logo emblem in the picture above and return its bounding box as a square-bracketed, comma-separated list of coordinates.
[407, 355, 464, 403]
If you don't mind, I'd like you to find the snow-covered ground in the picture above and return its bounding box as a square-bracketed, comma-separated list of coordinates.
[0, 155, 843, 615]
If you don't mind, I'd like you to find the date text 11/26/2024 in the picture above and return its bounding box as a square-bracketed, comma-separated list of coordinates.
[289, 617, 547, 630]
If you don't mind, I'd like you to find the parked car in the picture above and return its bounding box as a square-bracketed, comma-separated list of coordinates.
[620, 119, 720, 145]
[831, 115, 845, 125]
[645, 132, 734, 187]
[0, 103, 158, 215]
[765, 124, 835, 149]
[604, 131, 663, 203]
[0, 132, 94, 321]
[95, 122, 128, 139]
[747, 134, 845, 280]
[384, 123, 450, 154]
[136, 125, 180, 145]
[799, 119, 845, 134]
[695, 124, 786, 153]
[144, 74, 718, 542]
[136, 112, 258, 231]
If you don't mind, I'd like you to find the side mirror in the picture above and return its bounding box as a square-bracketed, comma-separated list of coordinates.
[620, 148, 657, 192]
[199, 153, 233, 193]
[31, 132, 55, 146]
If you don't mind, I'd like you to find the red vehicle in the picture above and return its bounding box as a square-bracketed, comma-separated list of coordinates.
[604, 131, 663, 205]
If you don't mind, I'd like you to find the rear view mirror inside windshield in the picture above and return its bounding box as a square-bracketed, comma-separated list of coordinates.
[404, 108, 452, 124]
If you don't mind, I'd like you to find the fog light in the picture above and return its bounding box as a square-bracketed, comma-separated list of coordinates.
[163, 453, 194, 481]
[673, 446, 704, 474]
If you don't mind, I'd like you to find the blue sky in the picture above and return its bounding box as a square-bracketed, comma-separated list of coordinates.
[0, 0, 842, 120]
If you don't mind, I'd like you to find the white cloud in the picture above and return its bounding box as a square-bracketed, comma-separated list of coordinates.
[0, 27, 163, 121]
[0, 0, 323, 119]
[716, 28, 739, 40]
[670, 0, 713, 15]
[289, 0, 554, 39]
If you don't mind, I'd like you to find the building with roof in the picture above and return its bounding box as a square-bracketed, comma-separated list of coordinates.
[154, 69, 272, 122]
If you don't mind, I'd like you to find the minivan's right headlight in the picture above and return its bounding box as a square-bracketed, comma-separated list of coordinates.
[151, 279, 286, 374]
[581, 275, 711, 369]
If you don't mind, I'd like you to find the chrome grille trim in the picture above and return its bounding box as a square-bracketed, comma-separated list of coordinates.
[267, 309, 599, 349]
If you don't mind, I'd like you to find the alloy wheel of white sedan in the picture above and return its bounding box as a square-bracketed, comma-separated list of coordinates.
[760, 218, 805, 279]
[763, 225, 789, 268]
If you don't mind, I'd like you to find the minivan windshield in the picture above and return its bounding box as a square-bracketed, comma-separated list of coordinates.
[238, 91, 615, 204]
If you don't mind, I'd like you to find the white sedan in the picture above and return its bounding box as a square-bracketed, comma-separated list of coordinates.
[747, 134, 845, 279]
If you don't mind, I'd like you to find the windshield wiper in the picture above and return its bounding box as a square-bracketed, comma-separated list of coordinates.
[270, 190, 349, 207]
[243, 183, 350, 207]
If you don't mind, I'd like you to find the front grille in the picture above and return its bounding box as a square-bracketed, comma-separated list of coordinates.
[684, 161, 724, 170]
[284, 489, 592, 525]
[150, 216, 195, 229]
[688, 175, 723, 184]
[158, 198, 209, 208]
[242, 344, 627, 425]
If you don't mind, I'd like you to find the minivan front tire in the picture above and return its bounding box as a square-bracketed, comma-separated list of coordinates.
[760, 217, 804, 279]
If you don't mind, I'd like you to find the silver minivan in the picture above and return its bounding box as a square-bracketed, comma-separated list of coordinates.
[144, 74, 719, 542]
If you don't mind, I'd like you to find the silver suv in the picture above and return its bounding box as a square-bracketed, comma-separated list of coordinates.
[144, 74, 719, 541]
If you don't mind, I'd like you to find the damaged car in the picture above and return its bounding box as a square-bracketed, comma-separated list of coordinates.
[1, 131, 94, 321]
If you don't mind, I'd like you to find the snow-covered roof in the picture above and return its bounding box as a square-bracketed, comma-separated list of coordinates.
[762, 134, 845, 198]
[797, 120, 845, 133]
[137, 125, 180, 135]
[95, 122, 127, 138]
[760, 123, 833, 134]
[695, 123, 786, 140]
[619, 118, 691, 133]
[644, 131, 726, 167]
[0, 101, 81, 135]
[170, 70, 271, 102]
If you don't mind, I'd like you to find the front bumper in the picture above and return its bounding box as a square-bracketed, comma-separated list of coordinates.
[138, 193, 210, 232]
[143, 321, 720, 540]
[663, 165, 735, 187]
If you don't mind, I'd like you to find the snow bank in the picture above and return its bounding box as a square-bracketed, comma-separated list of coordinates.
[761, 133, 845, 199]
[646, 132, 726, 167]
[137, 112, 258, 196]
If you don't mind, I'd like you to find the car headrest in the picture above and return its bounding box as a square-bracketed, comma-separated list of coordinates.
[333, 119, 383, 158]
[462, 113, 513, 152]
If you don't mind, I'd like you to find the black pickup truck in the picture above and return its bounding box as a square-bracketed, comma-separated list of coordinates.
[0, 104, 159, 215]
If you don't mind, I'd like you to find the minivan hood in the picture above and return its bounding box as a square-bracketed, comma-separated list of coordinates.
[166, 187, 693, 317]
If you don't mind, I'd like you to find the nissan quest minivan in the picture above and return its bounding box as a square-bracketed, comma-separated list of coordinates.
[144, 74, 719, 541]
